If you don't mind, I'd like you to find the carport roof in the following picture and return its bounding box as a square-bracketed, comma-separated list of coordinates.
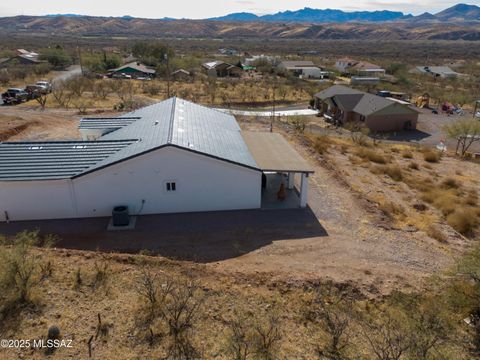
[242, 131, 314, 173]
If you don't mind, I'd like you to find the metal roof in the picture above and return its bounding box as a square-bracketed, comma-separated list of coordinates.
[79, 117, 141, 130]
[0, 140, 137, 181]
[1, 98, 315, 181]
[98, 97, 258, 172]
[109, 62, 156, 74]
[242, 132, 314, 173]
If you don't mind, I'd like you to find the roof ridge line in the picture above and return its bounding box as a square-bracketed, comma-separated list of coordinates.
[167, 97, 176, 144]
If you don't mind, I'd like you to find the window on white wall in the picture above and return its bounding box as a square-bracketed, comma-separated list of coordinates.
[166, 181, 177, 191]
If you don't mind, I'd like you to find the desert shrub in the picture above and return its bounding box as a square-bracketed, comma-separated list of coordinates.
[421, 190, 457, 216]
[423, 150, 441, 163]
[252, 312, 282, 360]
[143, 82, 162, 96]
[345, 121, 370, 146]
[312, 136, 331, 155]
[361, 309, 412, 360]
[427, 225, 448, 243]
[446, 209, 479, 236]
[290, 116, 308, 133]
[372, 165, 403, 181]
[409, 162, 419, 170]
[0, 231, 45, 319]
[378, 200, 406, 219]
[402, 151, 413, 159]
[92, 261, 110, 290]
[224, 310, 254, 360]
[357, 148, 388, 164]
[441, 177, 460, 189]
[303, 286, 355, 360]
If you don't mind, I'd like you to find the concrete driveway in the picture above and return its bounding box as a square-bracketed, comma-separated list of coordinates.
[216, 108, 318, 117]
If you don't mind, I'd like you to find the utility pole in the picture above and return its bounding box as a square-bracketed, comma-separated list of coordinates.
[271, 73, 277, 133]
[164, 53, 170, 98]
[77, 44, 84, 76]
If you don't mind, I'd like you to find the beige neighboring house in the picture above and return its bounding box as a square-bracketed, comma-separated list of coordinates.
[202, 61, 243, 78]
[171, 69, 192, 81]
[314, 85, 419, 132]
[277, 60, 325, 79]
[335, 58, 386, 77]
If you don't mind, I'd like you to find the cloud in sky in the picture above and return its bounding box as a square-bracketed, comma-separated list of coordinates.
[0, 0, 477, 18]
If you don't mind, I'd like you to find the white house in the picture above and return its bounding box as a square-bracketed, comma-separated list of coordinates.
[277, 61, 325, 79]
[0, 98, 313, 222]
[335, 58, 386, 77]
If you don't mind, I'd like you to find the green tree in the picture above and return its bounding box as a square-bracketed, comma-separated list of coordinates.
[40, 48, 71, 69]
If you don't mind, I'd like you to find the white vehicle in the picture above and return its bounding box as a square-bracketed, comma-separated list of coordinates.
[35, 80, 52, 93]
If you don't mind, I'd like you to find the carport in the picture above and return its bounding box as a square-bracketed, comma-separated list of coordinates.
[242, 131, 314, 208]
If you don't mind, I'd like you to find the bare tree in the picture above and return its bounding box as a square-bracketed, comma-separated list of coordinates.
[361, 310, 411, 360]
[303, 286, 354, 360]
[35, 93, 48, 110]
[444, 119, 480, 156]
[252, 312, 282, 360]
[224, 310, 254, 360]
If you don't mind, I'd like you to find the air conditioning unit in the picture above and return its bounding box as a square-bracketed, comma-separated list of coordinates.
[112, 206, 129, 226]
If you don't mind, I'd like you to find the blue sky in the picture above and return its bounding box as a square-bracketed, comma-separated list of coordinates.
[0, 0, 477, 18]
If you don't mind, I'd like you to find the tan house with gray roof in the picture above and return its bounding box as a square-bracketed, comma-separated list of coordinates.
[314, 85, 419, 132]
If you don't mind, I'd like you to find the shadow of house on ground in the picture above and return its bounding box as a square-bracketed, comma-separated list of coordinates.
[0, 208, 327, 263]
[384, 129, 431, 142]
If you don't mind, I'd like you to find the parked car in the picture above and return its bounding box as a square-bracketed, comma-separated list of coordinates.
[1, 88, 29, 105]
[35, 80, 52, 94]
[25, 85, 43, 100]
[136, 76, 152, 81]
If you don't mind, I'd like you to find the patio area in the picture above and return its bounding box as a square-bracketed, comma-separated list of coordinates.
[261, 172, 301, 209]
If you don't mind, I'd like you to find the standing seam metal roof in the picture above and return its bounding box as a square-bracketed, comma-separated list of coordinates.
[0, 140, 137, 181]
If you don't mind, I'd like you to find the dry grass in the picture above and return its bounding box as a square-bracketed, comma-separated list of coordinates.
[423, 149, 441, 163]
[356, 148, 389, 164]
[446, 209, 480, 236]
[371, 164, 403, 182]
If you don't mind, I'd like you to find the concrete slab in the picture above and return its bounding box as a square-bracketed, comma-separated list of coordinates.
[261, 173, 301, 209]
[107, 216, 137, 231]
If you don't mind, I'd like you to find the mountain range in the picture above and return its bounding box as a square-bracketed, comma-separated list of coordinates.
[22, 4, 480, 24]
[211, 4, 479, 23]
[0, 4, 479, 41]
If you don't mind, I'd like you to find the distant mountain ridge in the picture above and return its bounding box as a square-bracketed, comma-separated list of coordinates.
[211, 8, 406, 23]
[30, 3, 480, 24]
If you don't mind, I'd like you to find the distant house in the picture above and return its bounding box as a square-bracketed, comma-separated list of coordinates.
[219, 48, 239, 56]
[244, 55, 278, 66]
[202, 61, 243, 78]
[350, 77, 380, 85]
[171, 69, 192, 81]
[0, 49, 43, 67]
[314, 85, 419, 132]
[411, 66, 461, 79]
[335, 58, 386, 77]
[277, 61, 325, 79]
[108, 62, 156, 78]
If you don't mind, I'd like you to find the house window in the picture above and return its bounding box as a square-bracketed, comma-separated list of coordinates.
[166, 181, 176, 191]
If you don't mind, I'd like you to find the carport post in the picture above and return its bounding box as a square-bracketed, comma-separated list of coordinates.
[300, 173, 308, 208]
[287, 172, 295, 189]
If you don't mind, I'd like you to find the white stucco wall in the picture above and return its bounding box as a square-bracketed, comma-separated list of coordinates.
[0, 146, 262, 221]
[0, 179, 75, 221]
